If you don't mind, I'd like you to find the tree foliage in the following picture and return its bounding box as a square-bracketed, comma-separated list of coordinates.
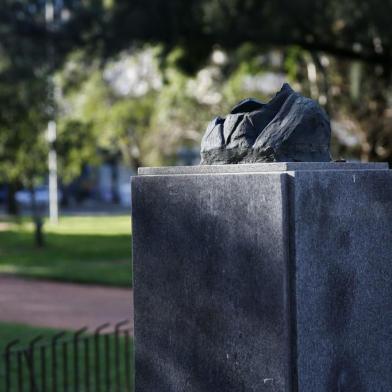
[1, 0, 392, 190]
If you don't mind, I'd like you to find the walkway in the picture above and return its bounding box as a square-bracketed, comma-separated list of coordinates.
[0, 275, 133, 333]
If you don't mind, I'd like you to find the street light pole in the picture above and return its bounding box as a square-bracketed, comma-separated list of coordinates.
[45, 0, 59, 223]
[47, 121, 58, 223]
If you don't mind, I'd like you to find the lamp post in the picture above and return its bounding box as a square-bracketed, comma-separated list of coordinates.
[47, 120, 58, 223]
[45, 0, 59, 223]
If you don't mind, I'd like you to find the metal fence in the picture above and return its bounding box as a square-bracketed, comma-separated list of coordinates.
[2, 320, 133, 392]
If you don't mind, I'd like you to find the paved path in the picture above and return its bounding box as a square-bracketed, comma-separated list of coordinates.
[0, 275, 133, 333]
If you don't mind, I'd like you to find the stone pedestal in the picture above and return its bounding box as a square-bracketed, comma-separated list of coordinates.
[131, 162, 392, 391]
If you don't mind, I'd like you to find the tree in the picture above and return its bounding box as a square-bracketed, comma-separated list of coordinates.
[0, 0, 100, 245]
[2, 0, 392, 194]
[62, 0, 392, 163]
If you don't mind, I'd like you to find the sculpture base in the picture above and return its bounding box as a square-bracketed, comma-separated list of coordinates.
[132, 162, 392, 391]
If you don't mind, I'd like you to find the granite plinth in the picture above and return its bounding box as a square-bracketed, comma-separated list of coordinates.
[131, 162, 392, 391]
[132, 173, 291, 391]
[138, 162, 388, 176]
[293, 170, 392, 391]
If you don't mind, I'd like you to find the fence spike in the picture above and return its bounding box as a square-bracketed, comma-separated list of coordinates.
[4, 340, 20, 392]
[26, 335, 43, 392]
[51, 331, 66, 392]
[94, 323, 110, 392]
[74, 327, 88, 391]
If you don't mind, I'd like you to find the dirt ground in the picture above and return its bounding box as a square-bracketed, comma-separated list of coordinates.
[0, 274, 133, 333]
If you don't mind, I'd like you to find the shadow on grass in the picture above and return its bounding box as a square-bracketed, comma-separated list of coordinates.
[0, 230, 132, 287]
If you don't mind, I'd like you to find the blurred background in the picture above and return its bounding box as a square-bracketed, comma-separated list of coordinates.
[1, 0, 392, 216]
[0, 0, 392, 385]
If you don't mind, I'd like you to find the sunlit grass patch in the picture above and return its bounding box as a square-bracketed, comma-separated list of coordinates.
[0, 216, 132, 287]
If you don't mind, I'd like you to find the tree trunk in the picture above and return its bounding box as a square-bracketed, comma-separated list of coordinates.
[6, 181, 19, 216]
[111, 160, 120, 204]
[29, 184, 44, 248]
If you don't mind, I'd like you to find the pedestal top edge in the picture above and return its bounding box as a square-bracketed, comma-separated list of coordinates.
[138, 162, 389, 176]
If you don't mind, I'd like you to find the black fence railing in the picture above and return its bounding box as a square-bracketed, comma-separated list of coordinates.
[2, 320, 133, 392]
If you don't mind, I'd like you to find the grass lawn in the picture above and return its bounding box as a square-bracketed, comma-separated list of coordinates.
[0, 323, 59, 353]
[0, 215, 132, 286]
[0, 322, 134, 392]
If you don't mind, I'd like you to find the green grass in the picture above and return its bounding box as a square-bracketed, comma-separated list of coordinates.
[0, 322, 134, 392]
[0, 323, 59, 353]
[0, 216, 133, 286]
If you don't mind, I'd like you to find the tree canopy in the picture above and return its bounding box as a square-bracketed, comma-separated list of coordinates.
[1, 0, 392, 191]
